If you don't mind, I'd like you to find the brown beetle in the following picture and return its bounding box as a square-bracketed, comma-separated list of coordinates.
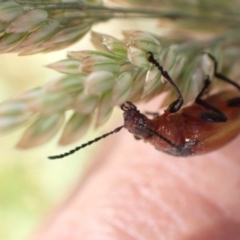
[48, 52, 240, 159]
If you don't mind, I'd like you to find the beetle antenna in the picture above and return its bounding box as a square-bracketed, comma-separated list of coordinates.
[147, 51, 184, 113]
[48, 126, 124, 160]
[141, 124, 177, 148]
[150, 128, 176, 147]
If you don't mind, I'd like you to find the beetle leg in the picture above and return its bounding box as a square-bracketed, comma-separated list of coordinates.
[228, 97, 240, 107]
[147, 52, 184, 113]
[204, 52, 240, 90]
[134, 135, 142, 140]
[195, 76, 227, 122]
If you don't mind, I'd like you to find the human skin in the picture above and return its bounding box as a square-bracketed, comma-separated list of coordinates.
[31, 121, 240, 240]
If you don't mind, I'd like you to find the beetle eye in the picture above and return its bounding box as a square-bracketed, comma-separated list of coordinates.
[134, 116, 145, 126]
[139, 118, 144, 125]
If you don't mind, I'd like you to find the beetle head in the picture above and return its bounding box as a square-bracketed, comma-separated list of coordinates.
[120, 101, 152, 139]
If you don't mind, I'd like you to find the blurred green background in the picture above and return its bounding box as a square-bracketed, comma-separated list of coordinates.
[0, 18, 158, 240]
[0, 38, 94, 240]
